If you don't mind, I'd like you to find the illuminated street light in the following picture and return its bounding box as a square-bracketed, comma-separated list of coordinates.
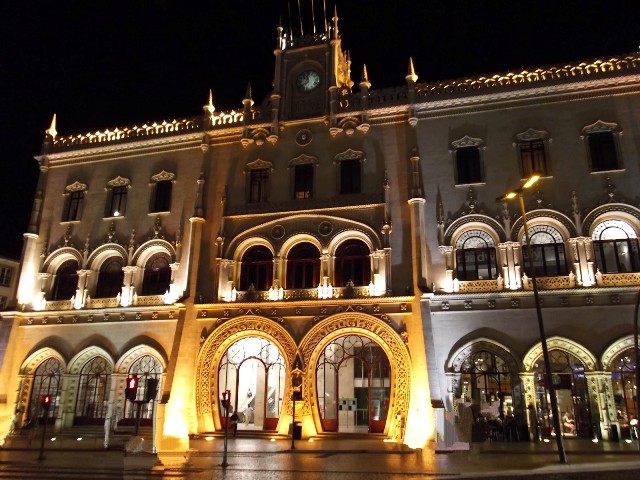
[497, 174, 567, 464]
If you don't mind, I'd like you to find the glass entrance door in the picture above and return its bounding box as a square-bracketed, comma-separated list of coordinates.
[316, 335, 391, 433]
[218, 337, 286, 431]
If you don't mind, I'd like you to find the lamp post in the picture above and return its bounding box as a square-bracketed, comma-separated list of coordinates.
[290, 367, 303, 450]
[498, 174, 567, 464]
[221, 390, 231, 468]
[633, 290, 640, 450]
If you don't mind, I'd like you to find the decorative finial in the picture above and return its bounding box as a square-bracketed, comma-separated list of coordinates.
[332, 5, 339, 39]
[407, 57, 418, 83]
[204, 89, 215, 114]
[362, 64, 369, 83]
[46, 113, 57, 138]
[244, 83, 254, 105]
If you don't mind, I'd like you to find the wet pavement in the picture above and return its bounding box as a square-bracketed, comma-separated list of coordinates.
[1, 436, 640, 479]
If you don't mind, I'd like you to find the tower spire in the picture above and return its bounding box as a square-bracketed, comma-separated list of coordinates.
[204, 89, 215, 115]
[406, 57, 419, 83]
[46, 113, 57, 138]
[332, 5, 339, 40]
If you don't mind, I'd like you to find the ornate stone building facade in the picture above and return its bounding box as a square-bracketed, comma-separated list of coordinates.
[1, 13, 640, 457]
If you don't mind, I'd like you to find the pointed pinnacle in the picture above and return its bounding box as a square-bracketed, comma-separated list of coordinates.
[406, 57, 418, 83]
[332, 5, 339, 39]
[47, 113, 57, 138]
[245, 83, 253, 100]
[362, 64, 369, 83]
[204, 89, 215, 114]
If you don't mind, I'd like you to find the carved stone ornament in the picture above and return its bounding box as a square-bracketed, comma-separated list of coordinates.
[150, 170, 176, 182]
[581, 119, 620, 136]
[289, 153, 318, 167]
[334, 148, 365, 164]
[295, 129, 313, 146]
[513, 128, 550, 144]
[271, 225, 285, 239]
[244, 158, 273, 173]
[450, 135, 484, 150]
[106, 176, 131, 188]
[318, 221, 333, 236]
[65, 181, 88, 193]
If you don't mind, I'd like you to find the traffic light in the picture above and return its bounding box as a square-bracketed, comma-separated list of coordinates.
[221, 390, 231, 410]
[125, 377, 138, 401]
[145, 378, 159, 402]
[40, 395, 52, 409]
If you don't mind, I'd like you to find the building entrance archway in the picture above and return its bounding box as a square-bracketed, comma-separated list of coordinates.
[299, 312, 411, 440]
[196, 316, 298, 433]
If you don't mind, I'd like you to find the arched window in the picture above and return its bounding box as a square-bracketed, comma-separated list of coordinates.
[240, 246, 273, 291]
[286, 242, 320, 289]
[95, 257, 124, 298]
[459, 350, 514, 416]
[455, 230, 498, 281]
[74, 356, 112, 425]
[533, 350, 591, 437]
[521, 225, 568, 277]
[123, 355, 162, 425]
[141, 252, 171, 296]
[609, 349, 636, 430]
[51, 259, 79, 300]
[592, 220, 640, 273]
[334, 240, 370, 287]
[28, 357, 63, 424]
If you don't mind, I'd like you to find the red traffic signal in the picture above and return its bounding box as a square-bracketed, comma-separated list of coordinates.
[40, 395, 52, 408]
[221, 389, 231, 409]
[125, 377, 138, 401]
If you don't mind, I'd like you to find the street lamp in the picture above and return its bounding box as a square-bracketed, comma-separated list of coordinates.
[498, 174, 567, 464]
[633, 291, 640, 451]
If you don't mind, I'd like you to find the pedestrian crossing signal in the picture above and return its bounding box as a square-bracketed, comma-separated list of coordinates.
[125, 377, 138, 401]
[40, 395, 52, 408]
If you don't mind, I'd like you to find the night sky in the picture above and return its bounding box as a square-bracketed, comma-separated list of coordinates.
[1, 0, 637, 259]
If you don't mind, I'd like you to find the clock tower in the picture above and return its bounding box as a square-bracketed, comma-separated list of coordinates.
[271, 8, 353, 121]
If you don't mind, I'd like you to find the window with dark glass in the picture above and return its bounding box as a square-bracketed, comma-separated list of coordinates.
[141, 253, 171, 296]
[334, 240, 370, 287]
[588, 132, 619, 171]
[0, 267, 12, 287]
[151, 180, 172, 213]
[340, 159, 361, 194]
[95, 257, 124, 298]
[456, 146, 483, 184]
[286, 242, 320, 288]
[106, 185, 128, 217]
[51, 259, 79, 300]
[294, 164, 314, 199]
[240, 246, 273, 290]
[520, 140, 547, 177]
[521, 226, 567, 277]
[63, 190, 85, 222]
[593, 221, 640, 274]
[249, 168, 270, 203]
[455, 231, 498, 281]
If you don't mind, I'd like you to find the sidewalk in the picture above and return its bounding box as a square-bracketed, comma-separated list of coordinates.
[1, 436, 640, 479]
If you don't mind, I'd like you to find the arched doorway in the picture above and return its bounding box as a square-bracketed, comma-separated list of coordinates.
[28, 357, 63, 425]
[609, 348, 637, 436]
[74, 356, 112, 425]
[459, 350, 520, 420]
[217, 337, 286, 431]
[316, 334, 391, 433]
[532, 350, 591, 437]
[121, 354, 162, 426]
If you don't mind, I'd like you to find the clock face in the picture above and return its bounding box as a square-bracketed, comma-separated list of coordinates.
[296, 70, 320, 92]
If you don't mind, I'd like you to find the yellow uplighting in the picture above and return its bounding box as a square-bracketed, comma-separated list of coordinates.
[522, 174, 540, 189]
[504, 192, 518, 199]
[270, 438, 276, 442]
[205, 436, 214, 441]
[308, 438, 314, 443]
